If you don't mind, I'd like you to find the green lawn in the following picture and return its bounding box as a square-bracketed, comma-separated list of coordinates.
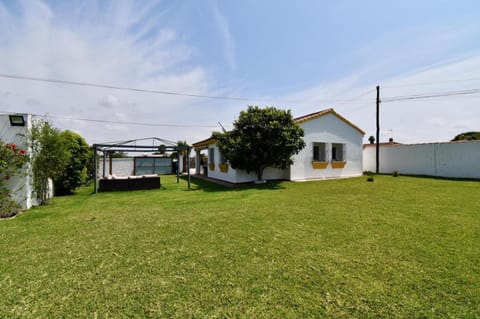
[0, 175, 479, 318]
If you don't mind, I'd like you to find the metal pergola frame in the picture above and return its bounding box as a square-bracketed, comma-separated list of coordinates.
[92, 137, 191, 193]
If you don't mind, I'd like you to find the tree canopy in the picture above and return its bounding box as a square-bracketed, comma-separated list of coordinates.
[213, 106, 305, 181]
[29, 120, 69, 204]
[452, 131, 480, 141]
[54, 130, 90, 195]
[29, 121, 91, 202]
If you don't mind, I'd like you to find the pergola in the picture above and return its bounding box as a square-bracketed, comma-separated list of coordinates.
[92, 137, 191, 193]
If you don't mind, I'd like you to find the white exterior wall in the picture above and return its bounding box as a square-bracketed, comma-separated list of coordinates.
[206, 143, 288, 183]
[98, 158, 134, 178]
[290, 113, 364, 181]
[363, 141, 480, 179]
[231, 166, 288, 183]
[0, 114, 35, 209]
[205, 143, 235, 182]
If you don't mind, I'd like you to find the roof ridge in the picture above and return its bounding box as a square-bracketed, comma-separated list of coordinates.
[295, 108, 364, 135]
[293, 108, 333, 122]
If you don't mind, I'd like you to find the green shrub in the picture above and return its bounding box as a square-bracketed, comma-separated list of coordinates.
[29, 120, 69, 204]
[53, 131, 90, 195]
[0, 188, 20, 218]
[0, 140, 28, 217]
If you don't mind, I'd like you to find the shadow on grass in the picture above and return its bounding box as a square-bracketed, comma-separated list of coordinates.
[181, 176, 286, 192]
[87, 175, 286, 195]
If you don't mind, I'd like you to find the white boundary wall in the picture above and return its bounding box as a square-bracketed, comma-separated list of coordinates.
[98, 158, 134, 178]
[97, 157, 179, 178]
[363, 141, 480, 179]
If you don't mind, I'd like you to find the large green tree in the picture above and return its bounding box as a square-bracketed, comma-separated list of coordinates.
[452, 131, 480, 141]
[54, 130, 90, 195]
[214, 106, 305, 181]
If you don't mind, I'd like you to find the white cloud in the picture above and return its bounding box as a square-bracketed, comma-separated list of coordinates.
[375, 56, 480, 143]
[209, 0, 236, 72]
[428, 117, 446, 127]
[0, 0, 222, 144]
[1, 1, 479, 147]
[276, 53, 480, 144]
[98, 94, 119, 108]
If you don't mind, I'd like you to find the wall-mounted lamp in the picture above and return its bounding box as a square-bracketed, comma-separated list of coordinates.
[9, 114, 26, 127]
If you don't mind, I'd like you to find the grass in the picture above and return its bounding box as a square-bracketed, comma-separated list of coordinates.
[0, 175, 479, 318]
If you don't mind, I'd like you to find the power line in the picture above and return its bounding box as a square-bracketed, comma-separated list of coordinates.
[0, 110, 222, 128]
[51, 115, 222, 128]
[341, 86, 479, 111]
[382, 88, 480, 102]
[383, 77, 480, 89]
[2, 73, 479, 112]
[0, 73, 253, 101]
[0, 73, 372, 105]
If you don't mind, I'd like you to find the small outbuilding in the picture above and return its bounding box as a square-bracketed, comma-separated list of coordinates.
[0, 113, 53, 209]
[192, 108, 365, 183]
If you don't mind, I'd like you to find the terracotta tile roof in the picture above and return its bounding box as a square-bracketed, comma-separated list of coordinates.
[192, 136, 217, 149]
[294, 108, 365, 135]
[294, 108, 333, 123]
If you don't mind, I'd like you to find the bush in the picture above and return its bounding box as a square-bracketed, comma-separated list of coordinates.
[0, 142, 28, 174]
[0, 188, 20, 218]
[0, 140, 28, 217]
[53, 131, 90, 195]
[365, 171, 374, 182]
[29, 120, 69, 204]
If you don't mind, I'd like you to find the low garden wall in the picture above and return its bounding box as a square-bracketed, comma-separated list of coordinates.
[363, 141, 480, 179]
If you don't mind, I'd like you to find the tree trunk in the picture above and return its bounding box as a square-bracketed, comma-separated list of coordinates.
[183, 153, 187, 173]
[256, 167, 264, 182]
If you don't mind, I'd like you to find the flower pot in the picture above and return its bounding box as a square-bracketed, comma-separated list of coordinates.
[218, 163, 228, 173]
[311, 161, 328, 169]
[331, 161, 346, 169]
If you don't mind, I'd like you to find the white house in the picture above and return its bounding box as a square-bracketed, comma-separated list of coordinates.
[192, 108, 365, 183]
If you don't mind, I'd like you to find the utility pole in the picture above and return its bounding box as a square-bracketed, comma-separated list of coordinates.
[93, 146, 97, 194]
[187, 147, 191, 190]
[376, 85, 380, 174]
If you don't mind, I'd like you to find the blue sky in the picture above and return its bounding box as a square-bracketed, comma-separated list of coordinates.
[1, 0, 479, 144]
